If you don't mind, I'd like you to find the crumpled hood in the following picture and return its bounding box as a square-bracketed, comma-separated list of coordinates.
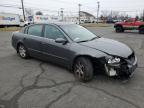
[79, 38, 133, 58]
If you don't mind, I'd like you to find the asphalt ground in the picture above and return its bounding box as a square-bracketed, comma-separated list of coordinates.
[0, 27, 144, 108]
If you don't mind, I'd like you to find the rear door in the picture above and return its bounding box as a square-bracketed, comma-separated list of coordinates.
[41, 24, 72, 67]
[24, 24, 44, 58]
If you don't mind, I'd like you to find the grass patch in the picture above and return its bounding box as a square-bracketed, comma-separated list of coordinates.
[0, 27, 21, 31]
[80, 23, 113, 27]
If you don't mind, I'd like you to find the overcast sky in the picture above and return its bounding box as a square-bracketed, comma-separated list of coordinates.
[0, 0, 144, 17]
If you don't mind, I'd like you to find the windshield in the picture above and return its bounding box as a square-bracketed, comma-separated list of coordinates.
[60, 24, 98, 42]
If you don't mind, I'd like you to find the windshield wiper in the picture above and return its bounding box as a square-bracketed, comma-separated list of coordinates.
[89, 36, 99, 41]
[77, 37, 99, 43]
[77, 40, 90, 43]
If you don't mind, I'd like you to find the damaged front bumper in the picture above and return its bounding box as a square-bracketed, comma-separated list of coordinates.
[105, 56, 138, 77]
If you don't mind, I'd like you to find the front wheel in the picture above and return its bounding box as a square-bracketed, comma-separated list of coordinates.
[73, 57, 94, 82]
[17, 44, 29, 59]
[115, 26, 124, 33]
[139, 27, 144, 34]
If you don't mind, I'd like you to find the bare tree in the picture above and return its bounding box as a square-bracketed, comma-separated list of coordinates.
[25, 8, 34, 16]
[35, 11, 43, 15]
[111, 11, 120, 17]
[101, 10, 110, 17]
[139, 12, 144, 21]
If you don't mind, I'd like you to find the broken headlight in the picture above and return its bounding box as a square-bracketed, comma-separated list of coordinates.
[107, 57, 121, 64]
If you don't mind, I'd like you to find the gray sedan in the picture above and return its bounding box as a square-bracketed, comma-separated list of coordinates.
[12, 23, 137, 82]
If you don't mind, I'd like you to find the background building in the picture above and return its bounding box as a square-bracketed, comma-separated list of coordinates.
[80, 11, 96, 23]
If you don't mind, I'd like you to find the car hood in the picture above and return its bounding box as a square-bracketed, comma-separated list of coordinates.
[79, 38, 133, 58]
[115, 22, 123, 24]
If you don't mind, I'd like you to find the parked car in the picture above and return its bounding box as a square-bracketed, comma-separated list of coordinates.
[19, 19, 29, 27]
[106, 20, 115, 23]
[12, 23, 137, 82]
[114, 18, 144, 34]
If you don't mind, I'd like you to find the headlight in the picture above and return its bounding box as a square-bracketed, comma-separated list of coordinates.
[107, 57, 121, 64]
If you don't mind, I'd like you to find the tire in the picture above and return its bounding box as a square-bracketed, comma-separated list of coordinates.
[139, 27, 144, 34]
[17, 44, 29, 59]
[115, 26, 124, 33]
[73, 57, 94, 82]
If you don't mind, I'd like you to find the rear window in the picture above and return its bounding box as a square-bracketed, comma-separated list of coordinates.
[28, 25, 43, 37]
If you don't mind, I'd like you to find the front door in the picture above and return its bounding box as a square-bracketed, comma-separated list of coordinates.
[123, 19, 135, 30]
[41, 24, 72, 67]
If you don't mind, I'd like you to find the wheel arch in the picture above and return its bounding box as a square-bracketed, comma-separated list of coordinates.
[71, 54, 103, 72]
[16, 41, 24, 53]
[114, 24, 123, 28]
[138, 25, 144, 29]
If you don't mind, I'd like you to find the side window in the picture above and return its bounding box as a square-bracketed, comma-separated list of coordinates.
[127, 19, 133, 22]
[44, 25, 65, 40]
[28, 25, 43, 37]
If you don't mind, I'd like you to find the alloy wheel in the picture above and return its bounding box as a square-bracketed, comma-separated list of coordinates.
[74, 61, 85, 80]
[18, 45, 26, 58]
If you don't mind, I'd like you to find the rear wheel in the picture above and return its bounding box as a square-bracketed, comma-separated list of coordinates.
[115, 26, 124, 33]
[17, 44, 29, 59]
[139, 27, 144, 34]
[73, 57, 94, 82]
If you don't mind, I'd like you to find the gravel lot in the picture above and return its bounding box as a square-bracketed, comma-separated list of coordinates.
[0, 27, 144, 108]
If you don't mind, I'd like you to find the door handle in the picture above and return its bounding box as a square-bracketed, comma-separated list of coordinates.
[40, 42, 45, 44]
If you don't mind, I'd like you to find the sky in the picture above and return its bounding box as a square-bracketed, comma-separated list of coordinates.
[0, 0, 144, 17]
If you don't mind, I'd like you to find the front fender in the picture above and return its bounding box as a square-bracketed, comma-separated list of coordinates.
[69, 43, 108, 70]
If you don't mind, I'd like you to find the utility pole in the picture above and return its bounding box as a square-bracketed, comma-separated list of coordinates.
[111, 10, 113, 17]
[143, 9, 144, 21]
[58, 11, 59, 17]
[60, 8, 64, 21]
[78, 4, 82, 24]
[21, 0, 25, 21]
[97, 1, 100, 23]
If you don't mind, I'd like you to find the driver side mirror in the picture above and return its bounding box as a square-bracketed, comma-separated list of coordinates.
[55, 38, 68, 44]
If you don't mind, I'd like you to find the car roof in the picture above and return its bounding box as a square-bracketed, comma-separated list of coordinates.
[33, 22, 77, 26]
[22, 22, 77, 33]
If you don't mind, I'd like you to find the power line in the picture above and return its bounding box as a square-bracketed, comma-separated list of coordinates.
[2, 0, 144, 8]
[0, 3, 77, 13]
[51, 0, 78, 5]
[0, 3, 20, 7]
[0, 1, 143, 18]
[0, 3, 141, 14]
[1, 1, 77, 9]
[0, 4, 21, 9]
[1, 2, 143, 12]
